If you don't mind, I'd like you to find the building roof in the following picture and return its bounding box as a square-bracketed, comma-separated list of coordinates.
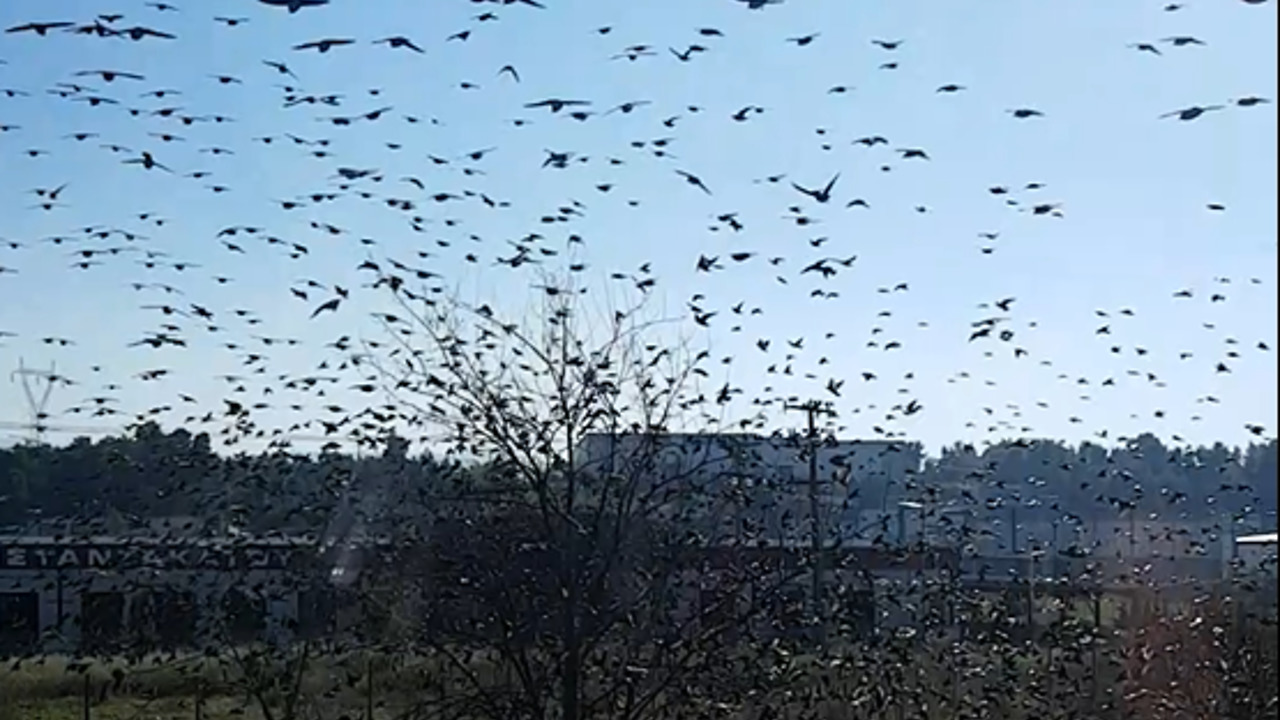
[579, 431, 912, 447]
[1236, 532, 1278, 545]
[0, 534, 322, 547]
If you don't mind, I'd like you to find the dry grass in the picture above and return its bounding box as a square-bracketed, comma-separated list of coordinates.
[0, 643, 1109, 720]
[0, 694, 413, 720]
[3, 598, 1273, 720]
[0, 649, 425, 720]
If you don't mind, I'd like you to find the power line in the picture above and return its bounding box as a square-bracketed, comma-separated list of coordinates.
[0, 419, 119, 437]
[0, 419, 366, 450]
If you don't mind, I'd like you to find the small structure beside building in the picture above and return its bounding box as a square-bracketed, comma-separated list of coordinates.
[1232, 530, 1278, 577]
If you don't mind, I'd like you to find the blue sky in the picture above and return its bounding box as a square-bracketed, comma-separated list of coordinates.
[0, 0, 1275, 455]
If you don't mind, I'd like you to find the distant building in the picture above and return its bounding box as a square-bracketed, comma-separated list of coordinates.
[574, 432, 923, 547]
[0, 533, 391, 655]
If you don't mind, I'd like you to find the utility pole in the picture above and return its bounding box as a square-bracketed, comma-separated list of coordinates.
[10, 359, 59, 444]
[783, 399, 836, 645]
[1128, 501, 1137, 563]
[1009, 502, 1018, 555]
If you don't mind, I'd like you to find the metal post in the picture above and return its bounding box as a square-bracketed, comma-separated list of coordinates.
[1026, 552, 1035, 640]
[195, 678, 204, 720]
[56, 569, 65, 633]
[805, 405, 821, 640]
[1128, 502, 1136, 562]
[1050, 521, 1060, 580]
[366, 655, 374, 720]
[1010, 503, 1018, 555]
[1093, 591, 1103, 711]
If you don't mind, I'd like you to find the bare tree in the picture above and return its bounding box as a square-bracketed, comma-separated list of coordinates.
[357, 273, 820, 720]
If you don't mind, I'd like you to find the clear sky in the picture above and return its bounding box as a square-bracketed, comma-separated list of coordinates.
[0, 0, 1275, 456]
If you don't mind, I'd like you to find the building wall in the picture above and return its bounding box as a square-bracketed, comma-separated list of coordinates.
[0, 536, 384, 655]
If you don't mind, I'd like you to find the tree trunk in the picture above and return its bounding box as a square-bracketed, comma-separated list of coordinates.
[561, 637, 581, 720]
[560, 548, 581, 720]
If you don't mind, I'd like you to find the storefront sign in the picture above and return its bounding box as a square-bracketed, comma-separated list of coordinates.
[0, 542, 305, 571]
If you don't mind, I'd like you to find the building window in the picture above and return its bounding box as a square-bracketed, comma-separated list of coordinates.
[220, 589, 266, 644]
[129, 590, 197, 650]
[297, 585, 336, 639]
[0, 592, 39, 653]
[81, 592, 127, 654]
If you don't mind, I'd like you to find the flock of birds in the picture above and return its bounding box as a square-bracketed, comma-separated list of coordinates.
[0, 2, 1275, 719]
[0, 0, 1274, 456]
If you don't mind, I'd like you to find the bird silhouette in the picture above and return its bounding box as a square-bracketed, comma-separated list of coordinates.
[259, 0, 330, 11]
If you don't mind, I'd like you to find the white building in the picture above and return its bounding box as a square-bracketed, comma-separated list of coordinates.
[573, 432, 923, 547]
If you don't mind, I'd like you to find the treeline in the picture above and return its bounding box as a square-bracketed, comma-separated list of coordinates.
[0, 421, 1274, 532]
[0, 423, 445, 534]
[923, 433, 1276, 524]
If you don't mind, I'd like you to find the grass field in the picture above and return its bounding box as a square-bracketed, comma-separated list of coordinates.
[2, 589, 1273, 720]
[0, 641, 1129, 720]
[0, 650, 422, 720]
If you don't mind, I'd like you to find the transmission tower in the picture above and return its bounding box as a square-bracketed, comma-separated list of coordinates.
[10, 358, 59, 444]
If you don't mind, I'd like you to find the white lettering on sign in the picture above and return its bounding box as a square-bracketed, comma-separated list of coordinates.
[5, 548, 26, 567]
[0, 543, 305, 570]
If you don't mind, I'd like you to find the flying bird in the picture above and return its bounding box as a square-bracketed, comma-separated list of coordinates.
[1160, 105, 1225, 121]
[374, 36, 424, 53]
[793, 174, 839, 203]
[6, 21, 75, 35]
[525, 98, 590, 113]
[263, 60, 296, 78]
[293, 38, 355, 53]
[676, 170, 712, 194]
[259, 0, 330, 11]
